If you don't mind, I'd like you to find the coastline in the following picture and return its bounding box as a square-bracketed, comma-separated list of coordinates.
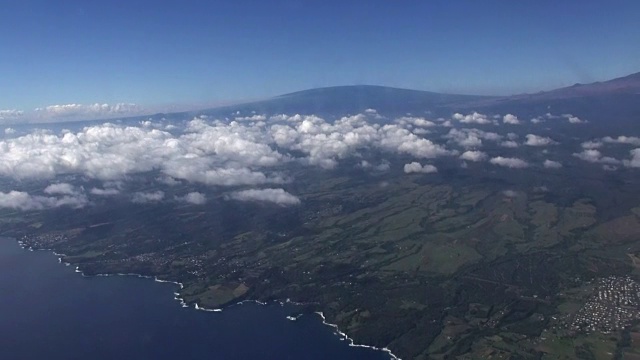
[12, 238, 401, 360]
[315, 312, 401, 360]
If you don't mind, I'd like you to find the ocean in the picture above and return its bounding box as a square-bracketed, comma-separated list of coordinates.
[0, 238, 392, 360]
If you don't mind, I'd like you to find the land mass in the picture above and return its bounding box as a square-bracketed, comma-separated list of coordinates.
[3, 73, 640, 359]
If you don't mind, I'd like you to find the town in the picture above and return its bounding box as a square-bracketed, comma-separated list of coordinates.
[566, 276, 640, 334]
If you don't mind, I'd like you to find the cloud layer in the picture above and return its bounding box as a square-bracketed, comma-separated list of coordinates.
[35, 103, 142, 118]
[1, 109, 638, 211]
[489, 156, 529, 168]
[403, 162, 438, 174]
[0, 190, 87, 210]
[227, 188, 300, 206]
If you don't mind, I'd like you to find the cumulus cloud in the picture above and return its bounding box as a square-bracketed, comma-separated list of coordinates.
[581, 140, 602, 149]
[525, 134, 556, 146]
[444, 128, 501, 149]
[358, 160, 390, 171]
[543, 160, 563, 169]
[271, 114, 453, 168]
[132, 191, 165, 204]
[0, 109, 24, 121]
[562, 114, 585, 124]
[0, 190, 87, 210]
[412, 128, 430, 135]
[403, 162, 438, 174]
[176, 192, 206, 205]
[157, 176, 181, 186]
[35, 103, 142, 118]
[573, 149, 602, 163]
[44, 183, 77, 195]
[376, 124, 452, 158]
[503, 114, 520, 125]
[0, 121, 287, 185]
[459, 150, 487, 162]
[500, 140, 519, 148]
[0, 113, 460, 190]
[602, 136, 640, 146]
[227, 188, 300, 206]
[90, 187, 120, 196]
[623, 148, 640, 168]
[489, 156, 529, 168]
[4, 128, 16, 135]
[452, 112, 493, 125]
[395, 116, 436, 128]
[445, 129, 482, 148]
[235, 114, 267, 122]
[573, 150, 621, 165]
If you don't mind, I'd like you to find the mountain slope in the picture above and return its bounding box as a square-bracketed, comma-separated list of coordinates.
[201, 85, 493, 117]
[512, 71, 640, 101]
[145, 72, 640, 128]
[456, 72, 640, 126]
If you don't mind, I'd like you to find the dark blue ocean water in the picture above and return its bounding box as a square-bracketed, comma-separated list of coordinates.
[0, 238, 391, 360]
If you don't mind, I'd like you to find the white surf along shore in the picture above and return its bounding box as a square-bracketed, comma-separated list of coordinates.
[16, 239, 401, 360]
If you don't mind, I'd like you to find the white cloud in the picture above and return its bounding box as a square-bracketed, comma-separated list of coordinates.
[0, 113, 460, 190]
[157, 176, 181, 186]
[227, 188, 300, 206]
[0, 190, 87, 210]
[35, 103, 142, 118]
[503, 114, 520, 125]
[176, 192, 206, 205]
[4, 128, 16, 135]
[378, 125, 453, 158]
[452, 112, 492, 125]
[500, 140, 519, 148]
[44, 183, 77, 195]
[444, 128, 501, 149]
[132, 191, 165, 204]
[525, 134, 556, 146]
[374, 160, 391, 172]
[358, 160, 390, 172]
[90, 187, 120, 196]
[403, 162, 438, 174]
[573, 149, 602, 163]
[459, 150, 487, 162]
[602, 136, 640, 146]
[235, 114, 267, 122]
[502, 190, 518, 197]
[530, 117, 544, 124]
[489, 156, 529, 168]
[411, 128, 430, 135]
[581, 140, 602, 149]
[573, 149, 620, 165]
[0, 121, 286, 185]
[0, 109, 24, 121]
[543, 160, 562, 169]
[395, 116, 436, 128]
[445, 129, 482, 148]
[562, 114, 585, 124]
[623, 148, 640, 168]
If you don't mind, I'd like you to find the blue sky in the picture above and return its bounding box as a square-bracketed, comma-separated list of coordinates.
[1, 0, 639, 117]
